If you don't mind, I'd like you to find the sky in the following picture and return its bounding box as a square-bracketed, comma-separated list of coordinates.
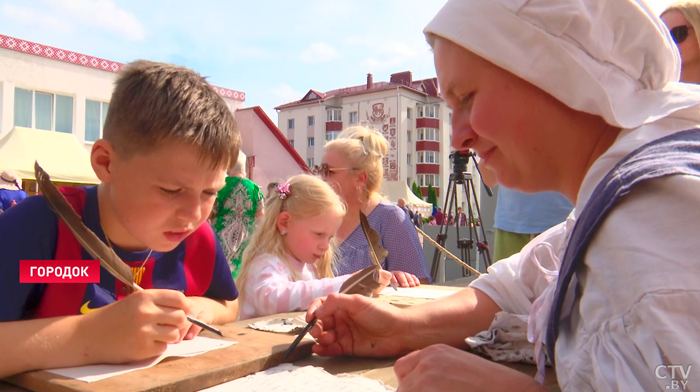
[0, 0, 675, 124]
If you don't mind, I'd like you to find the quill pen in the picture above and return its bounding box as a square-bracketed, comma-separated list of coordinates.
[282, 264, 381, 360]
[359, 211, 396, 291]
[34, 161, 223, 337]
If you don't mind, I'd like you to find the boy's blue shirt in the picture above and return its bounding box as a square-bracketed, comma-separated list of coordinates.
[0, 185, 238, 321]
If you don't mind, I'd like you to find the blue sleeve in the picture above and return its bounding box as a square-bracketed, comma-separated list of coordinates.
[0, 195, 58, 321]
[381, 206, 432, 282]
[202, 225, 239, 301]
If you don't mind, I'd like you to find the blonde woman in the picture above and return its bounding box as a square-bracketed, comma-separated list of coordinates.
[320, 127, 431, 286]
[305, 0, 700, 390]
[662, 1, 700, 83]
[235, 174, 391, 320]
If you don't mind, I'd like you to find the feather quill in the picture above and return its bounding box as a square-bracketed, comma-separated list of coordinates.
[359, 211, 388, 267]
[283, 264, 381, 360]
[338, 264, 381, 296]
[360, 211, 396, 290]
[34, 161, 136, 289]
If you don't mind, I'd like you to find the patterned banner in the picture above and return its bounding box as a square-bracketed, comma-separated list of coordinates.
[362, 103, 399, 181]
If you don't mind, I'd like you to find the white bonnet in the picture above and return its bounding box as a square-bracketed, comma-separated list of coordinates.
[424, 0, 700, 129]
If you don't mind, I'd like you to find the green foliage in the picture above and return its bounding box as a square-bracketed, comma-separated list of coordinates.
[427, 184, 438, 207]
[411, 181, 422, 199]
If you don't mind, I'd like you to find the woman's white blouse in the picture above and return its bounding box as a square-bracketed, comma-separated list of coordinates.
[471, 119, 700, 391]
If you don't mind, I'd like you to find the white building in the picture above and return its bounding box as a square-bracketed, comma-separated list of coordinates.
[275, 71, 484, 211]
[0, 33, 307, 191]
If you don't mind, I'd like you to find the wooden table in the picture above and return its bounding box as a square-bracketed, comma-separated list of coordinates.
[375, 283, 463, 308]
[295, 352, 560, 391]
[1, 285, 560, 391]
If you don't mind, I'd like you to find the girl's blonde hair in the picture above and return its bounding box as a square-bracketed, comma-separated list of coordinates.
[235, 174, 346, 311]
[663, 1, 700, 49]
[324, 126, 388, 196]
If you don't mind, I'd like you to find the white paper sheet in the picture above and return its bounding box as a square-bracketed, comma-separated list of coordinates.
[379, 286, 456, 299]
[199, 363, 395, 391]
[46, 336, 236, 382]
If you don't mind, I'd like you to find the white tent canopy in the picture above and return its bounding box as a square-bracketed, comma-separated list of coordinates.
[0, 126, 100, 184]
[380, 180, 433, 216]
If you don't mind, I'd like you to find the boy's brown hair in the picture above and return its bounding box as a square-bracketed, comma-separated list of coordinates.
[103, 59, 240, 170]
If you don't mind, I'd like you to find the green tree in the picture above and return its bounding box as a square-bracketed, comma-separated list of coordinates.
[427, 184, 439, 207]
[411, 181, 422, 199]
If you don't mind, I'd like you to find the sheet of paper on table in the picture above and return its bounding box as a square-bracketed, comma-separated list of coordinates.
[46, 336, 236, 383]
[379, 286, 457, 299]
[199, 363, 395, 391]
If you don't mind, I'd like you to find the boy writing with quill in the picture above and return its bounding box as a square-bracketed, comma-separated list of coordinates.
[0, 60, 241, 377]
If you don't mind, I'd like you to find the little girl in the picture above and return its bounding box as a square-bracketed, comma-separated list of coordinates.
[236, 174, 391, 320]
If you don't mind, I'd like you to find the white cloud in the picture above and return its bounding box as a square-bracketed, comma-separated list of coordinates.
[297, 43, 340, 63]
[270, 83, 304, 104]
[360, 57, 405, 71]
[42, 0, 146, 41]
[347, 35, 430, 71]
[383, 41, 421, 58]
[2, 4, 73, 33]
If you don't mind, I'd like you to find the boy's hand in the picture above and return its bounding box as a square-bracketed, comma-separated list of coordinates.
[83, 289, 193, 364]
[181, 297, 215, 340]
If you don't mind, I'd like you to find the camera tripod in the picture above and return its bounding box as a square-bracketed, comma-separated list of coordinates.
[429, 151, 493, 282]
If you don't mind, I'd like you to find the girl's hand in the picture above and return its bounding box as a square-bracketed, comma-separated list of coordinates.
[372, 270, 393, 296]
[391, 271, 421, 287]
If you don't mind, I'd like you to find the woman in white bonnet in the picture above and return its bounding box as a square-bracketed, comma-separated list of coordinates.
[304, 0, 700, 391]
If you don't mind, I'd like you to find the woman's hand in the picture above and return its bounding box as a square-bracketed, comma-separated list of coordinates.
[306, 293, 408, 358]
[395, 344, 548, 392]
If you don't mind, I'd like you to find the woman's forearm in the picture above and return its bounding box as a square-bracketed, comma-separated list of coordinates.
[399, 286, 501, 352]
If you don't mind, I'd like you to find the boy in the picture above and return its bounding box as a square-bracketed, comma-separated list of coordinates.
[0, 60, 241, 377]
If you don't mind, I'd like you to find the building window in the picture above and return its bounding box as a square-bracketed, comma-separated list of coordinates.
[417, 104, 439, 119]
[417, 128, 439, 141]
[327, 108, 342, 122]
[349, 111, 358, 124]
[14, 88, 73, 133]
[289, 139, 294, 147]
[407, 130, 412, 142]
[407, 108, 412, 119]
[308, 116, 315, 126]
[406, 177, 413, 187]
[407, 154, 412, 165]
[308, 137, 315, 147]
[85, 100, 109, 142]
[417, 174, 439, 187]
[449, 113, 453, 125]
[417, 151, 437, 164]
[288, 118, 295, 129]
[307, 158, 315, 167]
[326, 131, 340, 141]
